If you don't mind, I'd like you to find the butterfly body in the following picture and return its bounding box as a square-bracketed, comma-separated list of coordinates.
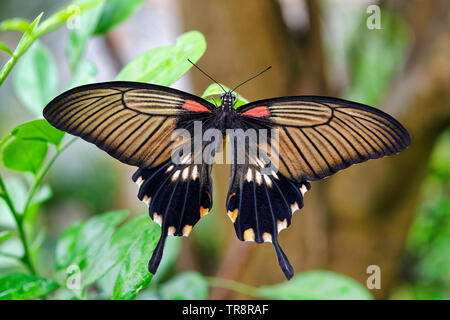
[43, 81, 410, 280]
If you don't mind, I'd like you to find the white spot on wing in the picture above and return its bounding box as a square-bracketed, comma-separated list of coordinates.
[256, 158, 265, 168]
[271, 170, 279, 179]
[182, 225, 192, 236]
[262, 232, 272, 243]
[143, 195, 151, 207]
[300, 184, 308, 196]
[153, 213, 162, 226]
[172, 170, 181, 181]
[277, 219, 287, 233]
[290, 202, 299, 213]
[246, 168, 253, 182]
[182, 167, 189, 181]
[136, 176, 144, 187]
[191, 165, 199, 180]
[243, 228, 255, 241]
[263, 174, 272, 186]
[255, 171, 262, 185]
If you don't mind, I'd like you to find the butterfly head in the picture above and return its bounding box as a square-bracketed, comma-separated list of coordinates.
[220, 92, 237, 109]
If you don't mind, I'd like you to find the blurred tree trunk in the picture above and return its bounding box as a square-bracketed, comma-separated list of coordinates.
[181, 0, 450, 299]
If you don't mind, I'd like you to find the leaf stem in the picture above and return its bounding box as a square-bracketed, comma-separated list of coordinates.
[22, 136, 77, 220]
[206, 277, 260, 298]
[0, 174, 35, 274]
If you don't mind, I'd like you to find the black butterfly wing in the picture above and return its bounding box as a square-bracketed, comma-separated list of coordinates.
[226, 96, 410, 279]
[43, 81, 217, 275]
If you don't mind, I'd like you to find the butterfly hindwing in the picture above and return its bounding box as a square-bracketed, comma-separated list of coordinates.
[225, 131, 311, 279]
[133, 157, 213, 274]
[226, 165, 311, 279]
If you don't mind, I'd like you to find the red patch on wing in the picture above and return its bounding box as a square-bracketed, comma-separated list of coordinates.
[241, 106, 270, 118]
[181, 100, 211, 113]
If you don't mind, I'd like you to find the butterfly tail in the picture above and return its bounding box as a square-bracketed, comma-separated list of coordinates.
[148, 228, 167, 274]
[226, 162, 311, 280]
[273, 239, 294, 280]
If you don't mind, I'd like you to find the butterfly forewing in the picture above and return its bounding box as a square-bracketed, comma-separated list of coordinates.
[237, 96, 411, 182]
[43, 82, 215, 168]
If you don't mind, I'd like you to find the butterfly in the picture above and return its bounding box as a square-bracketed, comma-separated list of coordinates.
[43, 71, 411, 280]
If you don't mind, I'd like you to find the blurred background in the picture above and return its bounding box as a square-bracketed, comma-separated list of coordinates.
[0, 0, 449, 299]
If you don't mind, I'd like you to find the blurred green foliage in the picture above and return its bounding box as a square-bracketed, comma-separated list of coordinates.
[325, 5, 449, 300]
[392, 130, 450, 299]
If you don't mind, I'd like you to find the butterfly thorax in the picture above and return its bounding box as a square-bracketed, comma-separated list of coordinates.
[216, 92, 237, 132]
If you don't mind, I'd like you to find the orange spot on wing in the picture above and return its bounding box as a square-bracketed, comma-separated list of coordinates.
[241, 106, 270, 118]
[200, 206, 209, 217]
[182, 100, 211, 113]
[227, 209, 238, 223]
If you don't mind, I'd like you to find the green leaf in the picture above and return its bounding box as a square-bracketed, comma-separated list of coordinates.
[54, 224, 82, 271]
[66, 61, 97, 89]
[111, 218, 161, 300]
[256, 271, 373, 300]
[0, 273, 59, 300]
[0, 42, 13, 56]
[13, 41, 59, 116]
[82, 216, 150, 287]
[0, 238, 23, 262]
[66, 1, 105, 70]
[94, 0, 147, 34]
[116, 30, 206, 85]
[0, 177, 27, 222]
[0, 231, 13, 243]
[0, 18, 31, 32]
[11, 119, 65, 146]
[0, 134, 13, 150]
[201, 83, 249, 108]
[14, 12, 43, 55]
[159, 271, 209, 300]
[30, 184, 53, 206]
[1, 138, 48, 174]
[54, 210, 128, 273]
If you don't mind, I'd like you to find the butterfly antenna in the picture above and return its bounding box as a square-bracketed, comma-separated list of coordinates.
[187, 59, 227, 93]
[231, 66, 272, 93]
